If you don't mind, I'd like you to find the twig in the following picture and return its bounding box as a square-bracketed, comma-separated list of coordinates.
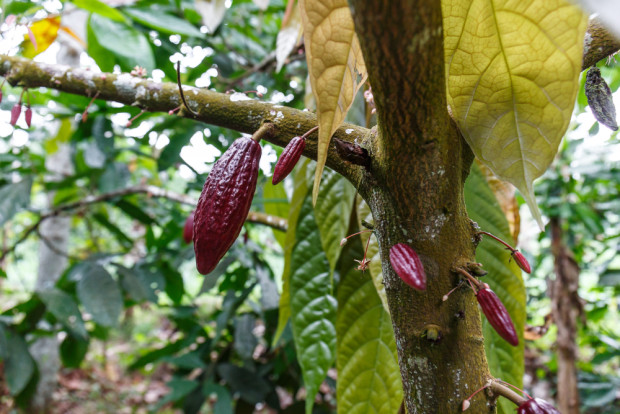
[0, 185, 288, 262]
[176, 61, 199, 117]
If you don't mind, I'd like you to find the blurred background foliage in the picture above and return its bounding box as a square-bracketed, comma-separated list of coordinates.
[0, 0, 618, 413]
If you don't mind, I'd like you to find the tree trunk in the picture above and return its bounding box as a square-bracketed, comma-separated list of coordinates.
[550, 218, 582, 414]
[349, 1, 491, 412]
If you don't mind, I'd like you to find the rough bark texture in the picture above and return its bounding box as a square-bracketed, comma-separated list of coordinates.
[348, 1, 488, 412]
[550, 218, 583, 414]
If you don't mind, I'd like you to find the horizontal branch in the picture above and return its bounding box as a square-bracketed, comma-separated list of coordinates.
[0, 55, 369, 183]
[582, 17, 620, 70]
[0, 185, 287, 262]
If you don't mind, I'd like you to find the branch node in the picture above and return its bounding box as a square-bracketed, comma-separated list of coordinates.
[333, 138, 371, 169]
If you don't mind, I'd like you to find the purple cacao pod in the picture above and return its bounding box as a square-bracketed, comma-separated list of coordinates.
[517, 398, 561, 414]
[272, 136, 305, 185]
[183, 211, 194, 244]
[193, 137, 261, 274]
[25, 107, 32, 127]
[389, 243, 426, 291]
[476, 287, 519, 346]
[10, 104, 21, 126]
[512, 250, 531, 274]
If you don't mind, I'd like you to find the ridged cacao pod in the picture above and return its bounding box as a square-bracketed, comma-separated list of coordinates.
[517, 398, 560, 414]
[389, 243, 426, 291]
[476, 287, 519, 346]
[272, 136, 305, 185]
[183, 211, 194, 244]
[585, 67, 618, 131]
[512, 250, 531, 274]
[194, 137, 261, 274]
[10, 104, 21, 126]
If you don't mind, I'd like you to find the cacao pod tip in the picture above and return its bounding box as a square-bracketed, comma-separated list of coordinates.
[462, 400, 470, 411]
[512, 250, 531, 274]
[517, 398, 561, 414]
[389, 243, 427, 291]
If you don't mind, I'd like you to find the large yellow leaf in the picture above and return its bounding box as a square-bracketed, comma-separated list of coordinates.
[22, 17, 61, 58]
[299, 0, 367, 204]
[443, 0, 587, 228]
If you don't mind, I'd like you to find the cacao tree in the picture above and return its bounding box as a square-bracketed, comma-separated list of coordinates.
[0, 0, 619, 413]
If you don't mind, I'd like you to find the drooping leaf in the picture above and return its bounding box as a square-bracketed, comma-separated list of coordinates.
[195, 0, 227, 33]
[88, 14, 155, 71]
[38, 288, 88, 340]
[315, 168, 356, 272]
[464, 164, 526, 414]
[21, 17, 61, 58]
[216, 363, 271, 404]
[337, 243, 402, 414]
[299, 0, 367, 204]
[0, 325, 35, 395]
[76, 263, 123, 327]
[273, 158, 313, 345]
[117, 265, 165, 303]
[290, 192, 336, 414]
[0, 177, 32, 227]
[124, 8, 204, 38]
[275, 0, 302, 72]
[234, 314, 257, 360]
[444, 0, 588, 228]
[60, 334, 89, 368]
[356, 196, 388, 312]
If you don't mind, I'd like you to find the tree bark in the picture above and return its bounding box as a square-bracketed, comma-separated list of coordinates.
[349, 1, 489, 412]
[550, 218, 583, 414]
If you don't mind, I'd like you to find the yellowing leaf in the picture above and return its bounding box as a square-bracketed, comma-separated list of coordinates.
[22, 17, 61, 58]
[299, 0, 367, 205]
[443, 0, 587, 228]
[195, 0, 227, 33]
[275, 0, 302, 73]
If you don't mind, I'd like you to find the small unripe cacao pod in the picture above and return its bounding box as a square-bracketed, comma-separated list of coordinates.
[389, 243, 426, 291]
[10, 104, 21, 126]
[25, 106, 32, 127]
[517, 398, 560, 414]
[272, 136, 305, 185]
[476, 287, 519, 346]
[183, 211, 194, 244]
[512, 250, 531, 274]
[194, 137, 261, 274]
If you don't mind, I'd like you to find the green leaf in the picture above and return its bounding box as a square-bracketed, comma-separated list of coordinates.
[356, 197, 389, 312]
[38, 288, 88, 340]
[464, 164, 526, 414]
[113, 199, 155, 225]
[0, 325, 35, 395]
[0, 177, 32, 226]
[76, 264, 123, 327]
[443, 1, 588, 227]
[273, 159, 314, 345]
[290, 192, 336, 414]
[87, 16, 116, 72]
[72, 0, 126, 22]
[337, 244, 402, 414]
[60, 334, 89, 368]
[98, 162, 130, 193]
[117, 265, 165, 303]
[153, 379, 199, 410]
[234, 314, 257, 360]
[124, 8, 204, 38]
[203, 382, 233, 414]
[314, 168, 356, 272]
[263, 180, 289, 249]
[216, 363, 271, 404]
[89, 14, 155, 71]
